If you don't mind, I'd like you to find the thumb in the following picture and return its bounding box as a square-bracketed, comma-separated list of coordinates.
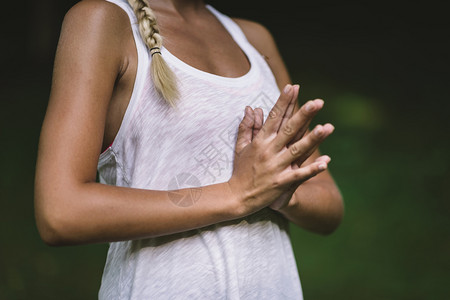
[235, 106, 255, 156]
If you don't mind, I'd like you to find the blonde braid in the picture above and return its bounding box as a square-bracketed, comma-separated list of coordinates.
[128, 0, 178, 106]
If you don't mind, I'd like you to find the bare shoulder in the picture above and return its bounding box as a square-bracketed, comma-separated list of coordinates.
[232, 18, 291, 88]
[66, 0, 126, 18]
[63, 0, 131, 36]
[55, 0, 135, 80]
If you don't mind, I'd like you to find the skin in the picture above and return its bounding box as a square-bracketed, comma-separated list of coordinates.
[34, 0, 343, 246]
[233, 18, 344, 232]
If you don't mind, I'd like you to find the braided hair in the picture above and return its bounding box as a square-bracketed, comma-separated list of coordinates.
[128, 0, 178, 106]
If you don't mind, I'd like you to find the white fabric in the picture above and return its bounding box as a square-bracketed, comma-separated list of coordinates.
[98, 1, 303, 299]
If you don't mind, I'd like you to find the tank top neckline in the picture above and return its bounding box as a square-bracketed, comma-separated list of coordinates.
[99, 1, 263, 161]
[160, 4, 259, 87]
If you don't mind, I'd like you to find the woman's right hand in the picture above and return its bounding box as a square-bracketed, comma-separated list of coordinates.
[228, 84, 335, 216]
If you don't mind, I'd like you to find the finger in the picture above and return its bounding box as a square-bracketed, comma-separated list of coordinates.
[252, 107, 264, 138]
[314, 155, 331, 164]
[279, 85, 300, 132]
[292, 154, 331, 170]
[279, 160, 328, 186]
[293, 98, 324, 140]
[292, 124, 334, 167]
[258, 84, 295, 139]
[279, 123, 335, 167]
[235, 106, 255, 155]
[273, 98, 324, 151]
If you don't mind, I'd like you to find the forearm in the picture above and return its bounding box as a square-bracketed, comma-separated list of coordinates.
[278, 179, 344, 235]
[35, 181, 239, 246]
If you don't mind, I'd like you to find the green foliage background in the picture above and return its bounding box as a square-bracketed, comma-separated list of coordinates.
[1, 0, 448, 299]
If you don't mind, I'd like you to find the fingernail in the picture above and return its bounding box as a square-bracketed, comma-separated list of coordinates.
[318, 163, 327, 171]
[306, 102, 315, 112]
[245, 106, 251, 114]
[314, 126, 323, 136]
[324, 123, 335, 133]
[283, 84, 292, 94]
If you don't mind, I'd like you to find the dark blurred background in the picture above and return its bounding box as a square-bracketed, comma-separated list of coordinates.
[1, 0, 449, 299]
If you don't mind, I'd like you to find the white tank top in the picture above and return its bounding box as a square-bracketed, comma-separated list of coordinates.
[98, 1, 303, 299]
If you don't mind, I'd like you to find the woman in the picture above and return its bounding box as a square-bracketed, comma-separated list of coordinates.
[34, 0, 344, 298]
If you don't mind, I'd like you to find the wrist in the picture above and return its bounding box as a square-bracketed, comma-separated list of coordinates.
[224, 179, 249, 219]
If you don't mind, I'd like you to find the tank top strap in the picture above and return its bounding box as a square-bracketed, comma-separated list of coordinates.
[105, 0, 149, 56]
[100, 0, 150, 158]
[106, 0, 137, 24]
[205, 5, 254, 51]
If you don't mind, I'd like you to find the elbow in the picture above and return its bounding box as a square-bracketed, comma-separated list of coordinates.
[317, 214, 343, 236]
[36, 209, 72, 247]
[37, 226, 64, 247]
[35, 192, 79, 247]
[318, 194, 345, 236]
[34, 159, 91, 246]
[34, 175, 89, 246]
[311, 213, 343, 236]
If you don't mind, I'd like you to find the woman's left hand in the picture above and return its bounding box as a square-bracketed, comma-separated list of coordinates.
[241, 86, 332, 210]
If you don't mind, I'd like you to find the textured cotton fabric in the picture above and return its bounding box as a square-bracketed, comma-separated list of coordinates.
[98, 1, 303, 299]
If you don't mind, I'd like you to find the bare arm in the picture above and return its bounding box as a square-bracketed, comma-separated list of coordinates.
[35, 2, 329, 246]
[34, 1, 243, 246]
[234, 18, 344, 234]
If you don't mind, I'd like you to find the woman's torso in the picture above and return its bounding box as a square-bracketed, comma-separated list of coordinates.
[98, 1, 303, 299]
[103, 1, 252, 151]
